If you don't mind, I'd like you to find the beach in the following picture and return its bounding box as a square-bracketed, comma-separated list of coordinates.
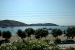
[0, 35, 75, 43]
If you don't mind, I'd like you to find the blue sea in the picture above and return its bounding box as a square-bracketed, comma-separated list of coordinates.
[0, 26, 71, 36]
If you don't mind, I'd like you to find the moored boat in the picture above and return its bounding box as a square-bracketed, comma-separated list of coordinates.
[1, 26, 7, 28]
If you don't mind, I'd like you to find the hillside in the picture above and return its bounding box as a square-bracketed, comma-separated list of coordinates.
[28, 23, 59, 26]
[0, 20, 27, 27]
[0, 20, 59, 27]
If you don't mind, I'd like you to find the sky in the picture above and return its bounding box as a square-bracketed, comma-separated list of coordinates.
[0, 0, 75, 26]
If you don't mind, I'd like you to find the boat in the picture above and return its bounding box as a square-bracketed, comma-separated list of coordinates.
[1, 26, 7, 28]
[43, 27, 47, 29]
[47, 28, 52, 30]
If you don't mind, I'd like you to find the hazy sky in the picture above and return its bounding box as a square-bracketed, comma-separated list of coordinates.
[0, 0, 75, 26]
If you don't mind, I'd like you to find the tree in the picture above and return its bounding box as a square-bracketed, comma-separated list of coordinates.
[0, 30, 1, 37]
[25, 28, 35, 39]
[2, 31, 12, 42]
[40, 29, 48, 39]
[35, 29, 48, 39]
[17, 29, 26, 41]
[71, 27, 75, 39]
[35, 29, 42, 39]
[64, 27, 75, 39]
[51, 29, 62, 39]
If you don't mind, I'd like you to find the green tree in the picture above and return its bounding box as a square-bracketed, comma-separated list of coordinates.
[17, 29, 26, 42]
[71, 27, 75, 39]
[35, 29, 48, 39]
[66, 27, 71, 39]
[0, 30, 1, 37]
[64, 27, 75, 39]
[40, 29, 48, 39]
[51, 29, 62, 39]
[25, 28, 35, 39]
[35, 29, 43, 39]
[2, 31, 12, 42]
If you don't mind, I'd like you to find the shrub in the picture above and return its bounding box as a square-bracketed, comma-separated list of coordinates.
[65, 47, 75, 50]
[0, 43, 17, 50]
[54, 39, 61, 44]
[0, 40, 51, 50]
[0, 40, 75, 50]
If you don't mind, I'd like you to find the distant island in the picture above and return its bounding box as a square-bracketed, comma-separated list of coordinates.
[28, 23, 59, 26]
[0, 20, 59, 27]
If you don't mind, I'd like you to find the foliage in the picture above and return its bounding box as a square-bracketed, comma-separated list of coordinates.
[0, 43, 17, 50]
[17, 29, 26, 38]
[35, 29, 48, 39]
[25, 28, 35, 37]
[64, 27, 75, 39]
[0, 30, 1, 37]
[2, 31, 12, 40]
[0, 40, 75, 50]
[41, 29, 48, 37]
[0, 40, 51, 50]
[51, 47, 62, 50]
[65, 47, 75, 50]
[51, 29, 62, 39]
[16, 29, 26, 42]
[54, 39, 61, 44]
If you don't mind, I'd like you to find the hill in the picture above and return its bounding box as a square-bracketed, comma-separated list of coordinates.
[0, 20, 59, 27]
[0, 20, 27, 27]
[28, 23, 59, 26]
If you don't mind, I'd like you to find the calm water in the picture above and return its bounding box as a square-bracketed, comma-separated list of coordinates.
[0, 26, 69, 36]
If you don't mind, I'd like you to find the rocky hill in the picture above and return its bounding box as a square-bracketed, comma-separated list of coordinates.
[0, 20, 27, 27]
[0, 20, 59, 27]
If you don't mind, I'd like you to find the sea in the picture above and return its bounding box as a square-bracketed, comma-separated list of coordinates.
[0, 26, 72, 36]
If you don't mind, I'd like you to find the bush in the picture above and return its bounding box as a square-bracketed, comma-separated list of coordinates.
[0, 40, 75, 50]
[0, 40, 56, 50]
[44, 40, 50, 44]
[54, 39, 61, 44]
[0, 44, 17, 50]
[65, 47, 75, 50]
